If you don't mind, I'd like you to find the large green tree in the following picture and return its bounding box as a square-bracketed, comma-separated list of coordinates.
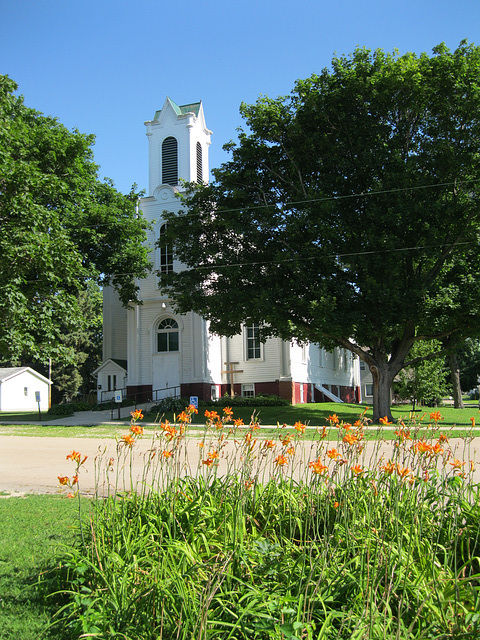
[0, 75, 151, 365]
[49, 280, 103, 403]
[159, 42, 480, 421]
[394, 341, 450, 409]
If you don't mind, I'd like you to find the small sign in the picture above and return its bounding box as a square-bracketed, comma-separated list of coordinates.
[35, 391, 41, 403]
[189, 396, 198, 409]
[114, 391, 123, 403]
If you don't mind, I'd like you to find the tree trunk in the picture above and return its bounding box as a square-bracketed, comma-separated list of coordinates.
[370, 363, 396, 423]
[447, 351, 464, 409]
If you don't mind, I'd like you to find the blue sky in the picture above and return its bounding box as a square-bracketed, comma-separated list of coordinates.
[1, 0, 479, 195]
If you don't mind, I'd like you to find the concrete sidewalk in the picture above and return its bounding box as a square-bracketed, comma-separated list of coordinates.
[0, 402, 157, 427]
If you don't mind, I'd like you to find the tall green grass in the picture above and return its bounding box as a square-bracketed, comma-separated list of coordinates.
[52, 408, 480, 639]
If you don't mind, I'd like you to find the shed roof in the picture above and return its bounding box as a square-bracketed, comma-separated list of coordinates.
[0, 367, 51, 384]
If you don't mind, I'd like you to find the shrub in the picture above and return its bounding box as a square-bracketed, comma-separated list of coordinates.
[48, 401, 92, 416]
[202, 394, 289, 408]
[47, 404, 74, 416]
[150, 396, 190, 415]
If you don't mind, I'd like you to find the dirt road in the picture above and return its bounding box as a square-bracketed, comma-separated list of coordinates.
[1, 434, 479, 496]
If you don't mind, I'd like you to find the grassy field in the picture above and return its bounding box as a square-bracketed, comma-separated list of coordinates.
[1, 401, 480, 439]
[2, 406, 480, 638]
[0, 495, 85, 640]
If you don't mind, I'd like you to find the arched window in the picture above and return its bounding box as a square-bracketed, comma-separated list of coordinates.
[196, 141, 202, 183]
[162, 136, 178, 185]
[157, 318, 179, 352]
[159, 223, 173, 273]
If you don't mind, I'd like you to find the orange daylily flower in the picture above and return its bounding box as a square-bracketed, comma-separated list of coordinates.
[328, 414, 339, 425]
[326, 448, 340, 460]
[416, 441, 432, 454]
[223, 406, 234, 417]
[176, 411, 192, 423]
[286, 445, 295, 456]
[380, 461, 395, 475]
[58, 476, 69, 485]
[396, 464, 412, 479]
[309, 459, 328, 475]
[430, 411, 443, 423]
[66, 450, 81, 463]
[343, 433, 358, 445]
[470, 417, 476, 428]
[280, 434, 293, 446]
[432, 442, 444, 455]
[130, 409, 143, 421]
[121, 434, 135, 447]
[449, 458, 466, 470]
[187, 404, 198, 414]
[351, 464, 364, 475]
[233, 418, 244, 427]
[379, 416, 392, 425]
[130, 425, 144, 436]
[294, 421, 306, 433]
[263, 439, 275, 449]
[162, 450, 173, 458]
[274, 454, 288, 467]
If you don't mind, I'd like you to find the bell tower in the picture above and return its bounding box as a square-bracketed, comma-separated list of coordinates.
[144, 97, 212, 196]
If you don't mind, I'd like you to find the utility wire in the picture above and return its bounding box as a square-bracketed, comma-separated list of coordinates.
[2, 177, 479, 230]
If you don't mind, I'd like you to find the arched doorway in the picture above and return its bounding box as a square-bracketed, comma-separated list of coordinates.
[152, 317, 181, 399]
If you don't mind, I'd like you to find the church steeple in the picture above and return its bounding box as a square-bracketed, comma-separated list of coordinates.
[144, 97, 212, 196]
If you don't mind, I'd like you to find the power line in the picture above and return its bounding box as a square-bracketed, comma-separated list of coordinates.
[2, 177, 479, 230]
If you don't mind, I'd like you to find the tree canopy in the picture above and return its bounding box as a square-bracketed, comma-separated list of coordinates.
[0, 75, 151, 365]
[159, 41, 480, 421]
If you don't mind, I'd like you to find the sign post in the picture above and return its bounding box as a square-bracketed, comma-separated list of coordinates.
[189, 395, 198, 422]
[35, 391, 41, 420]
[114, 390, 123, 420]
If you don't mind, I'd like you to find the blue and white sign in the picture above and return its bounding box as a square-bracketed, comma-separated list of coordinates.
[114, 391, 123, 403]
[189, 396, 198, 409]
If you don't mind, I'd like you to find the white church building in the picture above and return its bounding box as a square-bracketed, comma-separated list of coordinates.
[95, 98, 361, 405]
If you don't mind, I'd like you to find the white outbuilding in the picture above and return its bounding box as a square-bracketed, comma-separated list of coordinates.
[0, 367, 51, 412]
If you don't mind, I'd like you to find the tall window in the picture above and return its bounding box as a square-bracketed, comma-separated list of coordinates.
[157, 318, 179, 352]
[162, 136, 178, 185]
[196, 141, 202, 183]
[159, 223, 173, 273]
[246, 324, 261, 360]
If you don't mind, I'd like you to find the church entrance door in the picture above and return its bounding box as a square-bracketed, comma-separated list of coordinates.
[152, 353, 180, 400]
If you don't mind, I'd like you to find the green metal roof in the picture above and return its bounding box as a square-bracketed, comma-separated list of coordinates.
[154, 97, 201, 120]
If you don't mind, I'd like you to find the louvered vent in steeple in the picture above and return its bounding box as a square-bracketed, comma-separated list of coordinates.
[162, 136, 178, 185]
[196, 141, 203, 183]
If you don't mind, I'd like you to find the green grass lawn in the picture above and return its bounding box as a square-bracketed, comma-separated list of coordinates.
[0, 495, 86, 640]
[1, 401, 480, 439]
